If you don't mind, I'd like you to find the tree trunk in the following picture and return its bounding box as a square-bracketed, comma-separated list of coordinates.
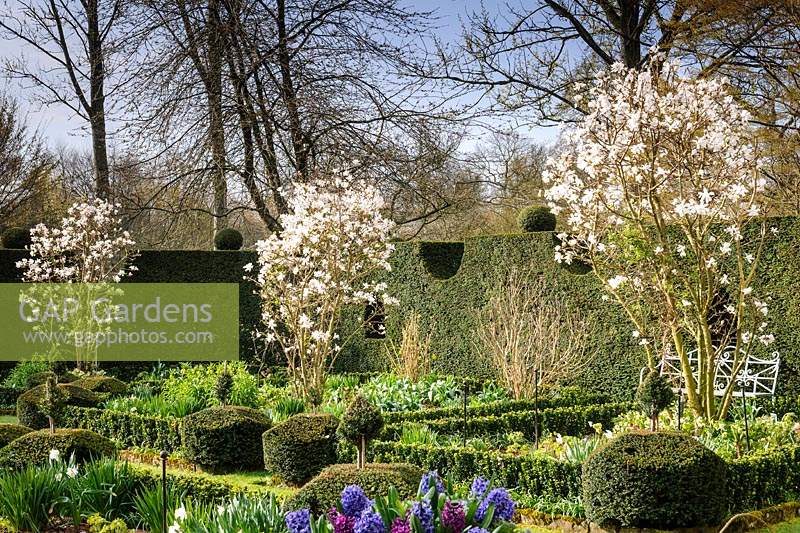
[358, 435, 366, 469]
[86, 0, 111, 199]
[207, 0, 227, 232]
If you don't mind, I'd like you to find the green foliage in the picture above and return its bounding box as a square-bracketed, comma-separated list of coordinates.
[370, 441, 581, 501]
[2, 360, 52, 390]
[635, 371, 674, 421]
[337, 394, 384, 444]
[0, 428, 116, 470]
[0, 422, 33, 447]
[133, 483, 184, 533]
[284, 463, 423, 514]
[180, 405, 271, 471]
[357, 374, 462, 412]
[582, 432, 728, 529]
[518, 206, 556, 232]
[417, 242, 464, 279]
[18, 382, 103, 429]
[399, 423, 443, 446]
[86, 514, 130, 533]
[0, 462, 66, 532]
[262, 413, 339, 484]
[59, 459, 140, 526]
[40, 374, 67, 428]
[62, 406, 182, 452]
[177, 493, 288, 533]
[214, 370, 234, 405]
[1, 226, 31, 249]
[381, 402, 634, 441]
[214, 228, 244, 250]
[727, 445, 800, 512]
[160, 362, 260, 411]
[27, 370, 59, 388]
[71, 376, 129, 396]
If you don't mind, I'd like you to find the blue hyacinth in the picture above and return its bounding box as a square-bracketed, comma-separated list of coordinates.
[354, 511, 386, 533]
[285, 509, 312, 533]
[341, 485, 372, 517]
[475, 488, 515, 524]
[419, 470, 445, 496]
[410, 500, 434, 533]
[469, 477, 489, 500]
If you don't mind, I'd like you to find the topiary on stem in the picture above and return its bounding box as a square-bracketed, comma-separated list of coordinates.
[214, 228, 244, 250]
[636, 371, 674, 431]
[337, 395, 384, 469]
[40, 375, 67, 434]
[214, 370, 233, 405]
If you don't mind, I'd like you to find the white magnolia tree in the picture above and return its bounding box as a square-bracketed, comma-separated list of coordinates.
[543, 57, 773, 420]
[249, 176, 396, 405]
[17, 199, 137, 366]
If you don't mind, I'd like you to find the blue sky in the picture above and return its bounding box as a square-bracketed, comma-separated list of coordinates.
[1, 0, 559, 152]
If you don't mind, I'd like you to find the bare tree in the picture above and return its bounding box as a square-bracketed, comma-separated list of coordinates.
[0, 92, 52, 227]
[474, 270, 593, 400]
[0, 0, 130, 199]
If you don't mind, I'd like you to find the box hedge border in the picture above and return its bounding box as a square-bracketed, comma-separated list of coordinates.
[382, 402, 634, 441]
[62, 406, 182, 453]
[371, 440, 800, 514]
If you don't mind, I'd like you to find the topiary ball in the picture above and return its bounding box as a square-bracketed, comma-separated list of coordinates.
[0, 428, 116, 469]
[180, 405, 271, 471]
[636, 371, 674, 420]
[214, 228, 244, 250]
[0, 423, 34, 448]
[17, 383, 103, 429]
[262, 413, 339, 485]
[1, 227, 32, 249]
[284, 463, 423, 514]
[337, 395, 384, 444]
[582, 431, 728, 529]
[517, 206, 556, 232]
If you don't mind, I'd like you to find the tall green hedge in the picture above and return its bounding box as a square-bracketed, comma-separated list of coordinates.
[339, 217, 800, 403]
[1, 216, 799, 402]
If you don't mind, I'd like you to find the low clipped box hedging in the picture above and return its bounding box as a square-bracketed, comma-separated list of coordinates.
[181, 406, 271, 471]
[0, 422, 33, 447]
[61, 406, 182, 452]
[582, 431, 728, 529]
[262, 413, 339, 484]
[285, 463, 423, 514]
[70, 376, 128, 395]
[17, 383, 104, 429]
[0, 428, 116, 469]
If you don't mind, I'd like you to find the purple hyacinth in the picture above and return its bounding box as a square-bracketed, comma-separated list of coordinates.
[419, 471, 445, 496]
[465, 528, 490, 533]
[475, 488, 515, 524]
[328, 508, 356, 533]
[441, 501, 466, 533]
[410, 501, 434, 533]
[285, 509, 312, 533]
[390, 517, 411, 533]
[354, 511, 385, 533]
[469, 477, 489, 500]
[341, 485, 372, 517]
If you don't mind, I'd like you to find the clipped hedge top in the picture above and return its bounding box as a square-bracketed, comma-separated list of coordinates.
[0, 422, 34, 447]
[264, 413, 338, 444]
[0, 428, 116, 469]
[19, 382, 104, 406]
[588, 431, 723, 470]
[70, 375, 128, 395]
[182, 405, 271, 430]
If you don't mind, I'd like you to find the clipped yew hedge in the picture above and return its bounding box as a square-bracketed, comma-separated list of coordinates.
[0, 428, 116, 469]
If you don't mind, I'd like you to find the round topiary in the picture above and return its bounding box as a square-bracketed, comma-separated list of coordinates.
[214, 228, 244, 250]
[262, 413, 339, 484]
[70, 375, 128, 396]
[517, 206, 556, 232]
[338, 395, 384, 468]
[284, 463, 423, 514]
[1, 227, 32, 249]
[26, 370, 59, 389]
[180, 405, 271, 471]
[0, 423, 34, 447]
[582, 431, 728, 529]
[0, 428, 116, 469]
[636, 371, 674, 429]
[17, 383, 103, 429]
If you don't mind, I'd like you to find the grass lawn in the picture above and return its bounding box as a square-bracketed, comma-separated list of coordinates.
[0, 415, 18, 424]
[756, 519, 800, 532]
[130, 462, 299, 501]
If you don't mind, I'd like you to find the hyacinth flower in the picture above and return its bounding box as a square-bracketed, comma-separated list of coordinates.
[418, 470, 446, 499]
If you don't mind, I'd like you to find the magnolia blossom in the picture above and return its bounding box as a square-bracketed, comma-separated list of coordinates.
[543, 55, 772, 420]
[251, 175, 395, 404]
[17, 199, 137, 284]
